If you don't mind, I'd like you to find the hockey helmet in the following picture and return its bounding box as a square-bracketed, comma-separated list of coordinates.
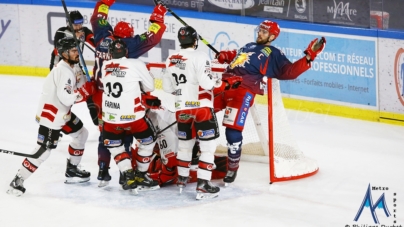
[57, 37, 77, 57]
[177, 26, 198, 46]
[109, 39, 128, 59]
[67, 10, 84, 25]
[114, 21, 134, 38]
[257, 20, 280, 39]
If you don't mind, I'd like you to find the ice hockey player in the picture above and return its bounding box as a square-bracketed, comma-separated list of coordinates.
[90, 0, 168, 187]
[50, 10, 95, 71]
[100, 39, 161, 192]
[214, 20, 326, 185]
[162, 26, 223, 200]
[7, 37, 96, 196]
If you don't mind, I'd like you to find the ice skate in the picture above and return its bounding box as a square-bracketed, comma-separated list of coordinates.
[118, 171, 124, 185]
[7, 174, 26, 197]
[223, 170, 237, 187]
[196, 179, 220, 200]
[176, 175, 188, 194]
[65, 159, 91, 184]
[134, 170, 160, 191]
[97, 162, 111, 187]
[121, 169, 138, 194]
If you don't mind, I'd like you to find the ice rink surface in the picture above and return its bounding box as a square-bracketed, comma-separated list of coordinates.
[0, 75, 403, 227]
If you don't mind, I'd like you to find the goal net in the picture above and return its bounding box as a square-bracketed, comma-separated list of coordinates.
[147, 62, 319, 183]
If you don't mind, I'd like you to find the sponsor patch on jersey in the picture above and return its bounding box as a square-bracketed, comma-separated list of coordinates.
[108, 114, 116, 121]
[168, 54, 187, 68]
[175, 102, 181, 109]
[223, 107, 238, 125]
[178, 131, 187, 139]
[139, 136, 153, 144]
[64, 84, 72, 94]
[120, 115, 136, 121]
[73, 116, 79, 125]
[185, 101, 200, 107]
[103, 139, 121, 147]
[37, 134, 45, 143]
[98, 18, 109, 27]
[236, 92, 253, 126]
[104, 62, 128, 77]
[35, 115, 40, 123]
[99, 4, 109, 14]
[197, 129, 215, 139]
[178, 113, 191, 121]
[148, 23, 161, 34]
[261, 47, 272, 57]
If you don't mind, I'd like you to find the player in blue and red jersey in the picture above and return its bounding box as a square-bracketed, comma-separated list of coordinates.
[214, 20, 326, 185]
[90, 0, 167, 187]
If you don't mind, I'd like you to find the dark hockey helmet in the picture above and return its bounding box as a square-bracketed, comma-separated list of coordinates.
[57, 37, 77, 57]
[67, 10, 84, 25]
[177, 26, 198, 45]
[109, 39, 127, 59]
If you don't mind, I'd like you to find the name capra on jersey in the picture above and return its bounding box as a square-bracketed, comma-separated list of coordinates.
[35, 61, 85, 129]
[101, 57, 154, 124]
[162, 48, 217, 110]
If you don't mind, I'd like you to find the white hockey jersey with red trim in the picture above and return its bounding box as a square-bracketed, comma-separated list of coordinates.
[35, 61, 85, 129]
[100, 57, 154, 124]
[162, 48, 221, 111]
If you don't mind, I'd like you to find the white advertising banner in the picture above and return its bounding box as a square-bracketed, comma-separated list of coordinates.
[378, 38, 404, 114]
[0, 4, 21, 65]
[2, 4, 404, 117]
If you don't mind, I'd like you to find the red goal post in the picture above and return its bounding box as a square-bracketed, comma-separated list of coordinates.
[146, 62, 319, 183]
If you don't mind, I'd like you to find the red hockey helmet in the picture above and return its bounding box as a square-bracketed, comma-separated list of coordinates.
[113, 21, 134, 38]
[257, 20, 280, 39]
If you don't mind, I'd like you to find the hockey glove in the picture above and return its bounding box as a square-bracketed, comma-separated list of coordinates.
[304, 37, 326, 62]
[150, 4, 167, 23]
[216, 50, 237, 64]
[141, 94, 161, 109]
[101, 0, 115, 6]
[222, 75, 242, 90]
[76, 81, 96, 103]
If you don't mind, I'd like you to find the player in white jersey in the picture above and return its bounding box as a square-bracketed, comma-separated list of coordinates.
[7, 37, 96, 196]
[100, 39, 160, 192]
[162, 26, 222, 200]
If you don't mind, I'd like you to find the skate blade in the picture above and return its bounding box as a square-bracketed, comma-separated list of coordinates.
[7, 187, 24, 197]
[98, 180, 110, 188]
[136, 185, 160, 191]
[224, 182, 230, 187]
[179, 187, 183, 194]
[196, 192, 219, 200]
[65, 177, 90, 184]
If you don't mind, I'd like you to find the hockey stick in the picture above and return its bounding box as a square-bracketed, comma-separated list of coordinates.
[157, 120, 177, 135]
[0, 146, 47, 159]
[153, 0, 219, 55]
[61, 0, 91, 82]
[57, 31, 96, 53]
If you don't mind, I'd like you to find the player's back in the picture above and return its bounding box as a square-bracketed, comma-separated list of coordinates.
[101, 57, 151, 123]
[165, 48, 214, 110]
